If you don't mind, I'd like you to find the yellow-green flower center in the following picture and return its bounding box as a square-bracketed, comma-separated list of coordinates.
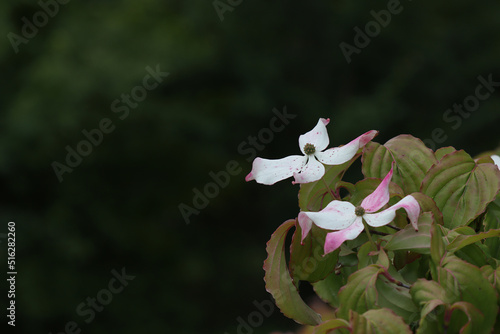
[355, 206, 365, 216]
[304, 143, 316, 155]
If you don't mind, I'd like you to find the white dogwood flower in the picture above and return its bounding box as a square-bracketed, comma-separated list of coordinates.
[298, 163, 420, 254]
[245, 118, 377, 185]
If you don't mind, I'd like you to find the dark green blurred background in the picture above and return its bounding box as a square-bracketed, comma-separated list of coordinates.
[1, 0, 500, 333]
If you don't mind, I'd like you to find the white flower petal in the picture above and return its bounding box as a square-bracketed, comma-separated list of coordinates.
[301, 200, 357, 231]
[292, 156, 325, 184]
[315, 130, 378, 165]
[364, 195, 420, 229]
[298, 118, 330, 154]
[492, 155, 500, 169]
[245, 155, 307, 185]
[324, 218, 364, 254]
[363, 209, 396, 228]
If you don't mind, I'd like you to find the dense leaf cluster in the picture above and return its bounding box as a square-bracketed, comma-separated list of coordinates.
[264, 135, 500, 333]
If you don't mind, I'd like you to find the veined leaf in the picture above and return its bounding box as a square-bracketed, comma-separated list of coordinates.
[447, 228, 500, 252]
[312, 272, 345, 308]
[312, 318, 351, 334]
[435, 146, 456, 161]
[421, 150, 500, 228]
[337, 265, 383, 319]
[351, 309, 412, 334]
[362, 135, 437, 194]
[263, 220, 321, 325]
[446, 301, 484, 334]
[441, 256, 498, 333]
[375, 276, 418, 322]
[289, 223, 338, 283]
[385, 212, 433, 254]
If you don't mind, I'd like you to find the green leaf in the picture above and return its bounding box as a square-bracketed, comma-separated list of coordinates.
[312, 319, 351, 334]
[430, 222, 446, 266]
[421, 150, 500, 228]
[362, 135, 437, 194]
[411, 257, 498, 334]
[376, 276, 418, 322]
[357, 241, 377, 269]
[385, 212, 433, 254]
[289, 223, 338, 283]
[416, 299, 446, 334]
[410, 279, 455, 306]
[435, 146, 456, 161]
[446, 301, 484, 334]
[484, 199, 500, 258]
[312, 272, 344, 308]
[376, 248, 390, 269]
[299, 161, 355, 212]
[411, 279, 453, 332]
[441, 256, 498, 333]
[351, 309, 412, 334]
[447, 228, 500, 252]
[337, 265, 383, 320]
[263, 220, 321, 325]
[480, 266, 500, 297]
[455, 244, 488, 267]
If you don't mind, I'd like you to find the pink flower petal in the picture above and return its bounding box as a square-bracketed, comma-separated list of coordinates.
[300, 200, 357, 231]
[315, 130, 378, 165]
[246, 155, 307, 185]
[492, 155, 500, 169]
[324, 218, 364, 254]
[298, 212, 313, 243]
[363, 195, 420, 230]
[292, 156, 325, 184]
[361, 161, 394, 213]
[298, 118, 330, 154]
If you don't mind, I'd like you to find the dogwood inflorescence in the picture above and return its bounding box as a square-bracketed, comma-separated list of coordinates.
[245, 118, 378, 185]
[298, 162, 420, 254]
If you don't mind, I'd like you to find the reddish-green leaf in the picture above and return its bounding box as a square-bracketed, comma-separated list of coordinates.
[362, 135, 437, 194]
[312, 272, 344, 308]
[290, 224, 338, 283]
[430, 222, 446, 266]
[385, 212, 433, 254]
[351, 309, 412, 334]
[411, 279, 454, 306]
[435, 146, 456, 161]
[263, 220, 321, 325]
[337, 265, 383, 319]
[446, 301, 484, 334]
[312, 319, 351, 334]
[447, 228, 500, 252]
[441, 256, 498, 333]
[421, 150, 500, 228]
